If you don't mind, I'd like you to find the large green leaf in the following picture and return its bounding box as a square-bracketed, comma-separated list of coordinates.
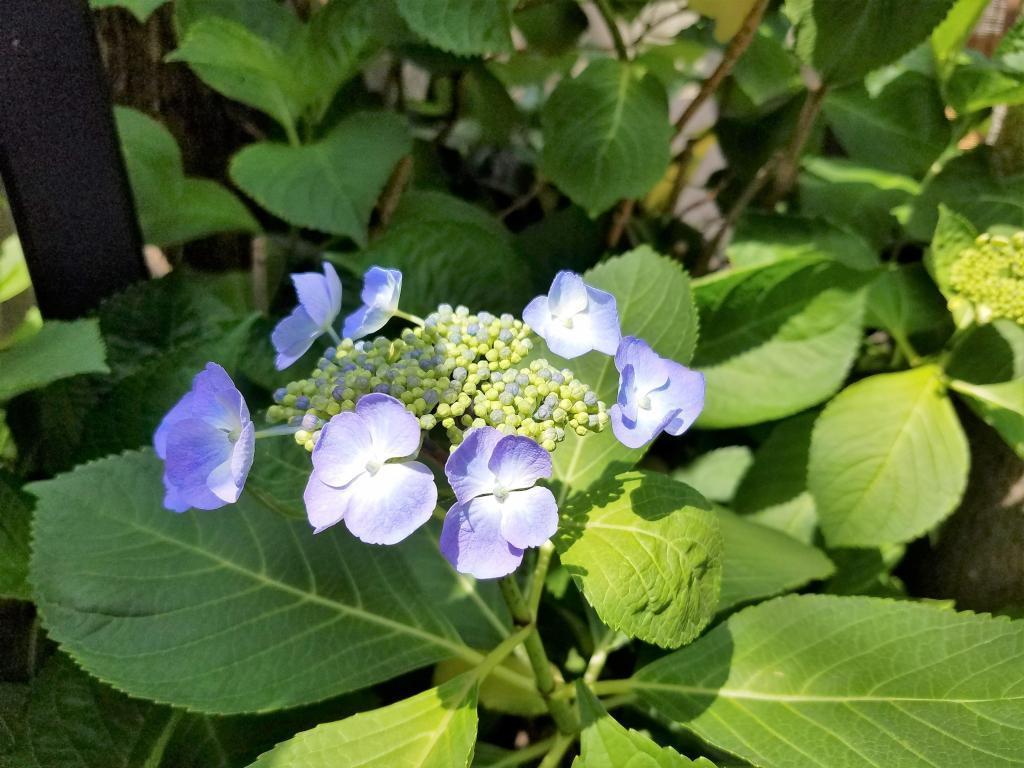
[0, 320, 109, 401]
[28, 450, 477, 714]
[823, 72, 951, 178]
[90, 0, 168, 21]
[351, 192, 530, 315]
[733, 411, 819, 544]
[555, 471, 722, 649]
[693, 258, 871, 428]
[394, 0, 512, 55]
[575, 685, 715, 767]
[541, 59, 671, 216]
[905, 148, 1024, 241]
[726, 214, 878, 272]
[865, 263, 953, 355]
[117, 107, 258, 247]
[633, 595, 1024, 768]
[168, 17, 308, 132]
[248, 673, 478, 767]
[0, 471, 31, 600]
[931, 0, 990, 74]
[926, 204, 977, 297]
[783, 0, 957, 85]
[798, 156, 919, 247]
[549, 248, 698, 494]
[717, 508, 833, 612]
[947, 52, 1024, 114]
[809, 365, 969, 547]
[951, 378, 1024, 458]
[231, 112, 410, 246]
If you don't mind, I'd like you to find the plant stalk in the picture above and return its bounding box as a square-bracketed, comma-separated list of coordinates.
[498, 575, 580, 734]
[593, 0, 630, 60]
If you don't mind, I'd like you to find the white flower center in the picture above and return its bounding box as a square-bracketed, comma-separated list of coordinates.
[638, 394, 653, 410]
[493, 485, 510, 502]
[365, 458, 383, 475]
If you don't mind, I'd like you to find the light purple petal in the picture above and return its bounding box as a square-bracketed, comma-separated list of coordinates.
[615, 336, 670, 394]
[489, 435, 551, 492]
[499, 486, 558, 549]
[355, 393, 421, 460]
[656, 365, 705, 437]
[548, 271, 589, 318]
[542, 322, 600, 360]
[273, 307, 323, 370]
[191, 361, 235, 394]
[440, 497, 524, 579]
[304, 472, 352, 533]
[161, 479, 195, 513]
[343, 462, 436, 545]
[617, 364, 640, 424]
[230, 421, 256, 485]
[163, 419, 236, 510]
[292, 263, 342, 328]
[154, 391, 195, 459]
[342, 304, 393, 340]
[522, 295, 550, 336]
[360, 266, 402, 311]
[583, 284, 621, 355]
[610, 400, 674, 449]
[445, 427, 503, 503]
[311, 411, 374, 488]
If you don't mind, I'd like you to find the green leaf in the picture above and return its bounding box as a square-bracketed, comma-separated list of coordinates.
[798, 156, 920, 247]
[248, 673, 478, 768]
[0, 237, 29, 303]
[931, 0, 990, 74]
[926, 204, 978, 297]
[947, 321, 1024, 459]
[394, 0, 512, 55]
[0, 654, 177, 768]
[351, 192, 530, 315]
[0, 320, 109, 401]
[633, 594, 1024, 768]
[783, 0, 957, 86]
[905, 148, 1024, 241]
[549, 248, 698, 494]
[717, 508, 833, 612]
[555, 471, 723, 649]
[0, 471, 31, 601]
[693, 258, 871, 428]
[947, 52, 1024, 114]
[865, 263, 953, 354]
[733, 411, 819, 544]
[168, 17, 306, 133]
[28, 450, 473, 714]
[809, 365, 969, 547]
[671, 447, 752, 504]
[541, 59, 671, 216]
[725, 25, 803, 117]
[231, 112, 410, 246]
[823, 72, 951, 177]
[951, 379, 1024, 459]
[90, 0, 168, 22]
[726, 214, 878, 272]
[116, 107, 257, 247]
[174, 0, 302, 44]
[576, 684, 715, 767]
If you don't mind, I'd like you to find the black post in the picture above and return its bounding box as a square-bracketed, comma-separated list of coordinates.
[0, 0, 147, 320]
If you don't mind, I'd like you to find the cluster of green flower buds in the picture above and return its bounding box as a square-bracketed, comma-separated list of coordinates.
[949, 231, 1024, 325]
[266, 304, 608, 452]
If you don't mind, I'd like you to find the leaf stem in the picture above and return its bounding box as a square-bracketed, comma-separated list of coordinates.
[527, 540, 555, 616]
[587, 677, 635, 697]
[583, 627, 619, 684]
[767, 82, 829, 205]
[593, 0, 630, 60]
[498, 575, 580, 733]
[537, 732, 577, 768]
[474, 623, 534, 681]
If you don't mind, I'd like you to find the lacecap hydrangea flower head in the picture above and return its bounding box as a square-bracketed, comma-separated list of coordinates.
[948, 231, 1024, 326]
[154, 265, 706, 578]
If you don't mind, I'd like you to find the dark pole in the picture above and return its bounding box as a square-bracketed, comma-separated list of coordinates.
[0, 0, 147, 320]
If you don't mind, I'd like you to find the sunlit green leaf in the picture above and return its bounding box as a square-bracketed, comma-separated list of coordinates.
[0, 320, 108, 402]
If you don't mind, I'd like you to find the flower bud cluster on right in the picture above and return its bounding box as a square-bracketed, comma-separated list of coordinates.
[154, 266, 705, 580]
[948, 231, 1024, 326]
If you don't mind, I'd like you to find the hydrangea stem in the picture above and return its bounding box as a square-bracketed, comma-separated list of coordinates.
[253, 425, 300, 439]
[498, 575, 580, 734]
[393, 309, 425, 327]
[326, 326, 343, 346]
[537, 733, 577, 768]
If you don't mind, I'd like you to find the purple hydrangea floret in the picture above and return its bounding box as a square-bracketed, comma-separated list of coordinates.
[440, 427, 558, 579]
[610, 336, 705, 449]
[272, 262, 343, 370]
[343, 266, 403, 340]
[522, 271, 621, 359]
[304, 393, 436, 543]
[154, 362, 255, 513]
